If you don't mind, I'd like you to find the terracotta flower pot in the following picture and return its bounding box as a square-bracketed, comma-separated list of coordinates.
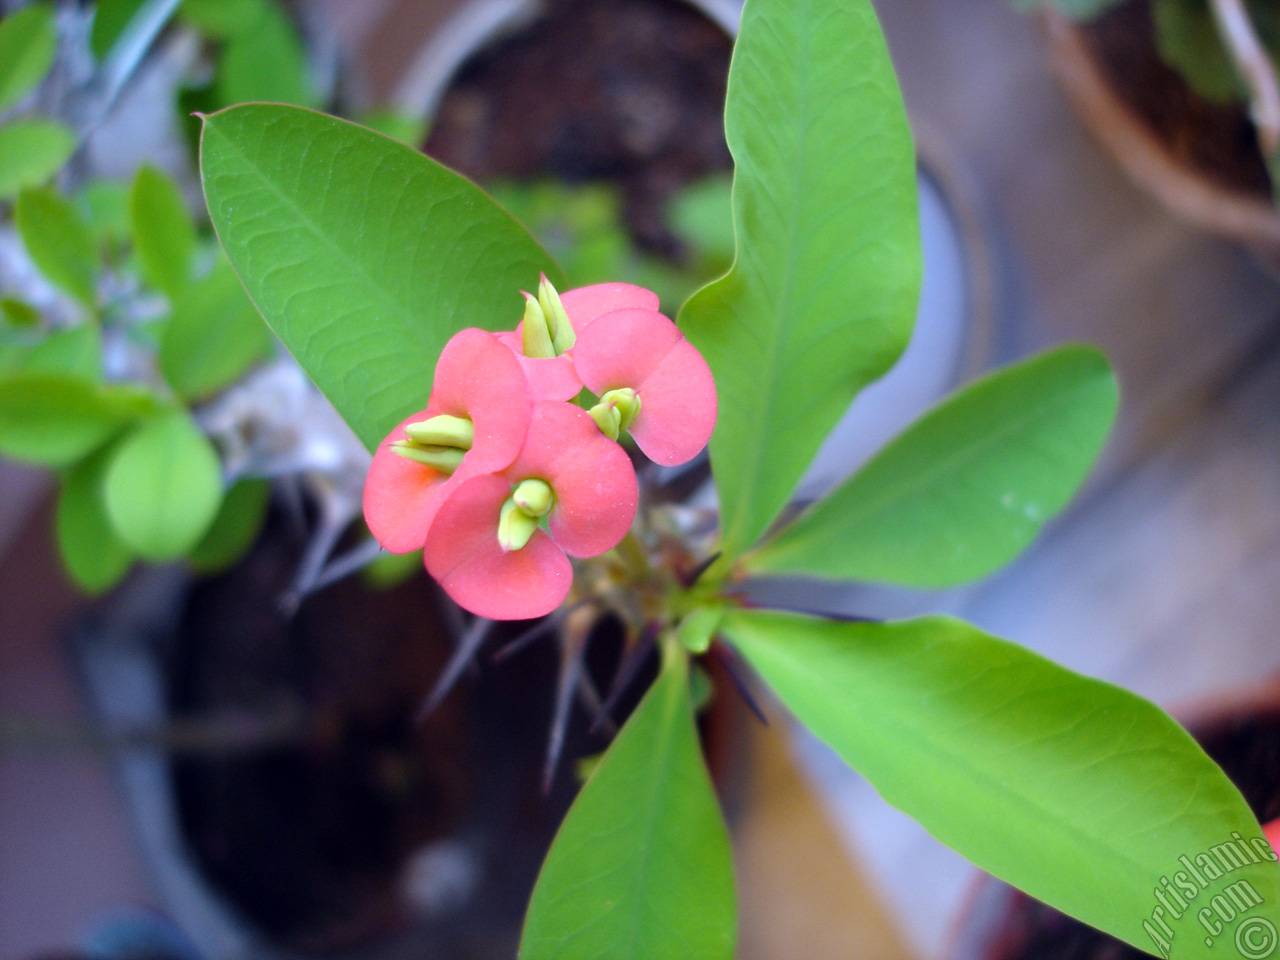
[1045, 1, 1280, 265]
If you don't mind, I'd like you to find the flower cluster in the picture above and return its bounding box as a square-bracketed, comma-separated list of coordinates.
[362, 278, 717, 620]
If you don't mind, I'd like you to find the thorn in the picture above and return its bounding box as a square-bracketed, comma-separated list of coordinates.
[491, 597, 596, 663]
[542, 643, 586, 794]
[590, 629, 657, 734]
[415, 617, 495, 725]
[716, 647, 769, 726]
[681, 551, 723, 588]
[576, 667, 615, 736]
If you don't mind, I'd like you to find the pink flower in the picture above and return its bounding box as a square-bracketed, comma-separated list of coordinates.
[572, 307, 717, 466]
[363, 328, 532, 553]
[497, 280, 660, 401]
[424, 401, 639, 620]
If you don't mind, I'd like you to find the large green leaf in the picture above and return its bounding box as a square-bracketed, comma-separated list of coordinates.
[520, 647, 736, 960]
[20, 323, 103, 380]
[16, 186, 98, 306]
[0, 372, 145, 466]
[160, 258, 268, 399]
[200, 104, 562, 450]
[745, 346, 1118, 587]
[678, 0, 920, 564]
[104, 409, 224, 561]
[724, 609, 1280, 960]
[0, 120, 76, 199]
[0, 2, 57, 113]
[130, 164, 198, 299]
[56, 445, 135, 594]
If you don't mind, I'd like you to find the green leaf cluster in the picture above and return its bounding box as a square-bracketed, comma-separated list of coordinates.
[0, 4, 73, 201]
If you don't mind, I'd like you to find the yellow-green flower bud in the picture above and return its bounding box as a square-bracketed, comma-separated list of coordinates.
[390, 440, 466, 473]
[538, 273, 575, 354]
[521, 292, 556, 359]
[588, 400, 623, 440]
[600, 388, 641, 432]
[512, 478, 554, 518]
[403, 414, 474, 450]
[497, 496, 540, 552]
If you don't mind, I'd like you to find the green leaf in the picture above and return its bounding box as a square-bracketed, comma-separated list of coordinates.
[56, 445, 134, 594]
[0, 119, 76, 199]
[159, 258, 268, 399]
[1152, 0, 1242, 103]
[1, 297, 40, 327]
[90, 0, 147, 59]
[215, 2, 315, 108]
[187, 477, 269, 573]
[16, 186, 98, 306]
[0, 372, 140, 466]
[180, 0, 265, 38]
[725, 609, 1280, 960]
[130, 164, 198, 299]
[200, 104, 562, 450]
[745, 346, 1118, 587]
[679, 0, 921, 564]
[19, 323, 102, 380]
[0, 2, 57, 113]
[77, 179, 134, 247]
[520, 647, 736, 960]
[104, 409, 224, 561]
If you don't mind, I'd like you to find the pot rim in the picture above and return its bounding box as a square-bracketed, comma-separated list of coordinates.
[1044, 8, 1280, 250]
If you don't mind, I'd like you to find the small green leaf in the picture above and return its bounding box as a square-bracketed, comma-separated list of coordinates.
[670, 174, 735, 263]
[187, 477, 269, 573]
[200, 104, 562, 450]
[179, 0, 265, 38]
[1153, 0, 1242, 103]
[679, 0, 921, 564]
[130, 164, 198, 299]
[0, 119, 76, 199]
[19, 323, 102, 380]
[724, 609, 1280, 960]
[16, 186, 98, 306]
[1, 298, 40, 327]
[215, 1, 315, 108]
[77, 179, 134, 247]
[90, 0, 147, 59]
[356, 110, 428, 146]
[745, 346, 1118, 587]
[0, 372, 139, 466]
[104, 409, 224, 561]
[520, 647, 736, 960]
[0, 2, 57, 113]
[360, 548, 422, 590]
[56, 445, 134, 594]
[159, 259, 269, 399]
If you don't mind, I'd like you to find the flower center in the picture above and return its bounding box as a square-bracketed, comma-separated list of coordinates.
[390, 413, 474, 473]
[588, 388, 641, 440]
[497, 478, 556, 552]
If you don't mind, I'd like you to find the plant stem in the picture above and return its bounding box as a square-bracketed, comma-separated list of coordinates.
[1209, 0, 1280, 156]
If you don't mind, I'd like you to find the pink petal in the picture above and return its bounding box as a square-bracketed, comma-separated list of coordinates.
[430, 328, 533, 472]
[496, 330, 583, 402]
[570, 308, 684, 392]
[424, 474, 572, 620]
[629, 338, 718, 466]
[506, 402, 638, 558]
[571, 309, 716, 466]
[560, 283, 660, 331]
[363, 410, 457, 553]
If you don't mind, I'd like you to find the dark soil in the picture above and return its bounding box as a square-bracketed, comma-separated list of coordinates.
[954, 699, 1280, 960]
[1081, 0, 1273, 199]
[424, 0, 734, 255]
[166, 508, 630, 957]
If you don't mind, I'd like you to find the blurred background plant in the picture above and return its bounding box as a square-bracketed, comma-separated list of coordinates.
[0, 0, 733, 601]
